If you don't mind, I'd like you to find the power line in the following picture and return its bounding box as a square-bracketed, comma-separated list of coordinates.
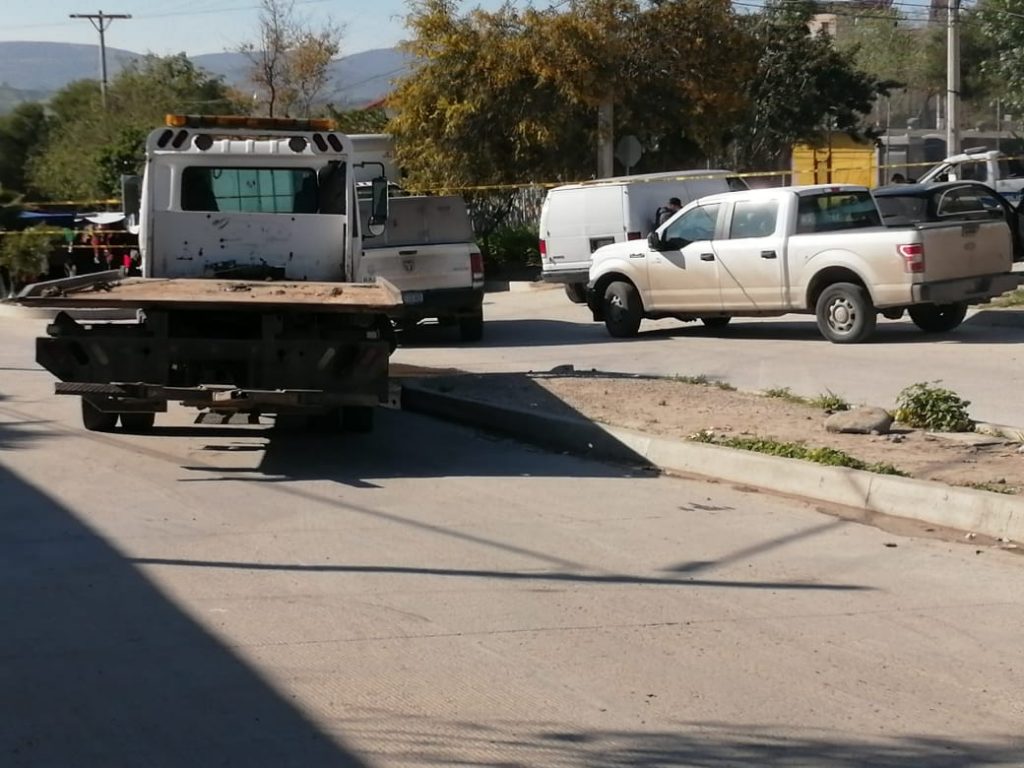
[68, 11, 132, 109]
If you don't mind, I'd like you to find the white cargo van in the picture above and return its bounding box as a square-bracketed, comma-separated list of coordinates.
[539, 170, 746, 302]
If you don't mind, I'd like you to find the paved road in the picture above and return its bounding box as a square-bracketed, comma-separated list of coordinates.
[394, 287, 1024, 427]
[2, 316, 1024, 767]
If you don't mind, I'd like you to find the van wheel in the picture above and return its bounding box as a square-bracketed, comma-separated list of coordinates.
[120, 412, 156, 432]
[815, 282, 876, 344]
[603, 281, 642, 338]
[908, 302, 968, 333]
[81, 398, 118, 432]
[701, 316, 732, 329]
[564, 283, 587, 304]
[458, 311, 484, 342]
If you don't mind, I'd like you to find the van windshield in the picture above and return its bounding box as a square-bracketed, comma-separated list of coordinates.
[796, 191, 881, 234]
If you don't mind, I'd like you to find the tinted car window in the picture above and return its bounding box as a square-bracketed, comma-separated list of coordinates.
[875, 195, 927, 221]
[182, 167, 318, 214]
[664, 204, 720, 247]
[728, 200, 779, 239]
[937, 187, 1004, 218]
[796, 191, 881, 234]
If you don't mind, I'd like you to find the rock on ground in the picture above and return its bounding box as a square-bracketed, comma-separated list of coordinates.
[825, 406, 894, 435]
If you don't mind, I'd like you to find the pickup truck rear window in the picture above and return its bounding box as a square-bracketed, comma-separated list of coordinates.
[796, 191, 881, 234]
[182, 167, 318, 214]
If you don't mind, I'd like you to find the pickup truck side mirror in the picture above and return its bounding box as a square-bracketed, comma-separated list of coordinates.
[367, 176, 390, 237]
[647, 231, 663, 251]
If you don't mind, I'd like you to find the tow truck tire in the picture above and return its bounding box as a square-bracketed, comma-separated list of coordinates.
[120, 412, 156, 432]
[908, 302, 968, 333]
[81, 398, 118, 432]
[564, 283, 588, 304]
[342, 405, 375, 433]
[458, 311, 484, 342]
[603, 281, 642, 338]
[815, 282, 877, 344]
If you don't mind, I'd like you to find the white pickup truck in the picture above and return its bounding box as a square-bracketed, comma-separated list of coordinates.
[587, 184, 1020, 343]
[357, 194, 485, 341]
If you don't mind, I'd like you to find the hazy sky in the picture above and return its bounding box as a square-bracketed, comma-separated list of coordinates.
[1, 0, 938, 57]
[0, 0, 446, 56]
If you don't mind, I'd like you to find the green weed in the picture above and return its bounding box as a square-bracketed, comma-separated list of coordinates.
[808, 390, 850, 411]
[894, 382, 973, 432]
[689, 432, 907, 477]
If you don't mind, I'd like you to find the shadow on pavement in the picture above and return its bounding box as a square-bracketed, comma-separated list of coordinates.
[180, 406, 651, 485]
[0, 418, 370, 767]
[398, 316, 1024, 348]
[345, 715, 1024, 767]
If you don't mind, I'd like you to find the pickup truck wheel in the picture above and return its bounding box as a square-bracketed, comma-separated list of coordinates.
[815, 282, 877, 344]
[81, 398, 118, 432]
[120, 412, 156, 432]
[564, 283, 588, 304]
[458, 311, 484, 342]
[341, 405, 375, 433]
[701, 316, 732, 329]
[908, 302, 968, 333]
[603, 281, 642, 338]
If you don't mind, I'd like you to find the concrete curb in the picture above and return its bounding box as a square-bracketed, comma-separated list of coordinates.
[0, 302, 138, 321]
[402, 383, 1024, 543]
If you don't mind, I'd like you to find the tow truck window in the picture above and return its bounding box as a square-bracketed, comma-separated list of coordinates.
[796, 191, 881, 234]
[181, 167, 318, 214]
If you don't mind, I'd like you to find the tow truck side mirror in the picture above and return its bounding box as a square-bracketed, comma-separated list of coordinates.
[121, 174, 142, 229]
[368, 176, 389, 237]
[647, 231, 663, 251]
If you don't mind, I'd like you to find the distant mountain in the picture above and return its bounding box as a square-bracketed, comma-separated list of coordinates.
[0, 41, 139, 92]
[0, 41, 410, 110]
[193, 47, 411, 106]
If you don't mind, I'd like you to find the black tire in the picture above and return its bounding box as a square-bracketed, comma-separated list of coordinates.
[458, 311, 484, 342]
[564, 283, 588, 304]
[908, 302, 968, 333]
[815, 282, 877, 344]
[341, 405, 375, 433]
[701, 316, 732, 329]
[81, 399, 118, 432]
[603, 281, 642, 338]
[119, 412, 156, 432]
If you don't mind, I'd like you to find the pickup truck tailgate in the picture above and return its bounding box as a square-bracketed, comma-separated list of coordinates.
[918, 219, 1012, 281]
[360, 243, 475, 291]
[358, 195, 478, 291]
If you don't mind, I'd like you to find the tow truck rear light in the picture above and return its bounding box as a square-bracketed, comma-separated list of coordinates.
[627, 231, 642, 240]
[165, 114, 336, 131]
[898, 243, 925, 273]
[470, 252, 485, 284]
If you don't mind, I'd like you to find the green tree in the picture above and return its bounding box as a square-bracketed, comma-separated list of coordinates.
[729, 1, 893, 170]
[0, 225, 61, 292]
[28, 54, 242, 202]
[0, 102, 49, 195]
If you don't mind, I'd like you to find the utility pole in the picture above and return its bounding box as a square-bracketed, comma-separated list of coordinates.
[69, 11, 132, 109]
[946, 0, 962, 155]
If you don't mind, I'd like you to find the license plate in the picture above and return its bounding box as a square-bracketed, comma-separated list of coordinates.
[403, 291, 423, 305]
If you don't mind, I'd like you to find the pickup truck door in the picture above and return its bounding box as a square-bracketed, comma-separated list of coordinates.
[714, 199, 787, 310]
[647, 203, 722, 311]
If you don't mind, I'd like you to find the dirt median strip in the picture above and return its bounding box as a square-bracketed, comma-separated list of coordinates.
[400, 372, 1024, 544]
